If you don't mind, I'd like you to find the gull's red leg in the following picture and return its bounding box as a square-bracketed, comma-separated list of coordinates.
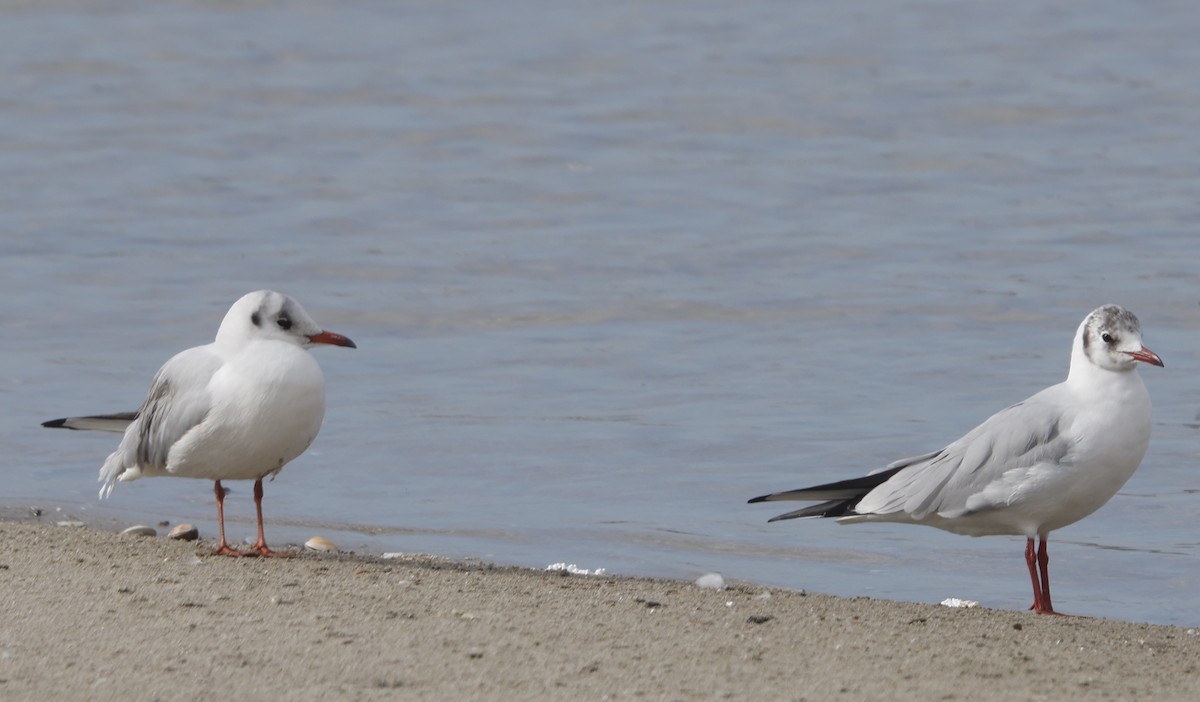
[212, 480, 242, 557]
[1036, 538, 1067, 616]
[1025, 537, 1045, 612]
[1025, 536, 1067, 616]
[244, 478, 291, 558]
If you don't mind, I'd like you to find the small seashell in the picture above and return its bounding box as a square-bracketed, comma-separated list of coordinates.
[694, 573, 726, 590]
[545, 562, 606, 576]
[56, 520, 85, 528]
[304, 536, 337, 552]
[167, 524, 199, 541]
[119, 525, 157, 538]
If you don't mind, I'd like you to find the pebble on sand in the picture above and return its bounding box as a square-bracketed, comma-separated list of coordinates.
[694, 573, 726, 590]
[167, 524, 199, 541]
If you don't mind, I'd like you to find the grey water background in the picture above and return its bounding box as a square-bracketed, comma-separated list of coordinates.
[3, 1, 1200, 625]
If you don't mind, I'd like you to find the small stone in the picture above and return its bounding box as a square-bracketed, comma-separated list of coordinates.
[119, 525, 157, 538]
[56, 520, 85, 528]
[694, 573, 726, 590]
[747, 615, 773, 625]
[167, 524, 199, 541]
[304, 536, 337, 552]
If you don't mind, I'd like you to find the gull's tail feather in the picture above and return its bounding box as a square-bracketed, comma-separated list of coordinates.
[42, 412, 138, 433]
[98, 450, 139, 499]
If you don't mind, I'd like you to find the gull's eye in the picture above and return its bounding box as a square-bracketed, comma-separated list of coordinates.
[277, 315, 292, 331]
[1101, 332, 1114, 344]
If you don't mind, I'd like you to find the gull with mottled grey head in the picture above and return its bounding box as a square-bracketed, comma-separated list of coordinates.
[750, 305, 1162, 615]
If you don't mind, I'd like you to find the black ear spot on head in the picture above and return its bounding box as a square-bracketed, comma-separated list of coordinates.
[251, 311, 262, 327]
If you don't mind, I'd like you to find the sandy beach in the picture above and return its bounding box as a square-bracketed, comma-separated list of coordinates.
[0, 520, 1196, 701]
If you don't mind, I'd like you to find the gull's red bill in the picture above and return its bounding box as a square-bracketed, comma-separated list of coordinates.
[308, 330, 356, 348]
[1125, 346, 1163, 367]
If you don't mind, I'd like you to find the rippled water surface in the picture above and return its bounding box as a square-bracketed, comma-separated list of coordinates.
[4, 1, 1200, 625]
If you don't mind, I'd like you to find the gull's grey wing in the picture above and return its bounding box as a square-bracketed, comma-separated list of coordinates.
[749, 387, 1074, 524]
[854, 390, 1074, 520]
[99, 346, 221, 496]
[747, 451, 938, 521]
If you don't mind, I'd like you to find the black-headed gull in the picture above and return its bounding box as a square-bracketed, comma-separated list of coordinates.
[43, 290, 356, 557]
[749, 305, 1163, 615]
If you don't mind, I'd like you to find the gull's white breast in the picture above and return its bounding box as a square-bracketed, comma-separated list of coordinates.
[165, 340, 326, 481]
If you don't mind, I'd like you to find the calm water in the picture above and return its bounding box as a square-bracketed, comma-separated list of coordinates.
[3, 1, 1200, 626]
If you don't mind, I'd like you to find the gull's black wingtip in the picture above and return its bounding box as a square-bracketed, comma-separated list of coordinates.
[766, 499, 859, 522]
[41, 418, 70, 429]
[747, 494, 771, 504]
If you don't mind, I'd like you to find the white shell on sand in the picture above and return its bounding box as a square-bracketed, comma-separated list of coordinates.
[695, 573, 726, 590]
[167, 524, 199, 541]
[119, 525, 157, 538]
[304, 536, 338, 552]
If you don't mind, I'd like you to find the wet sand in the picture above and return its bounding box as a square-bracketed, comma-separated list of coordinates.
[1, 520, 1197, 701]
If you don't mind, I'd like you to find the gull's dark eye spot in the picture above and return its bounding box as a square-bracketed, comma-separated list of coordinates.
[277, 315, 292, 331]
[250, 312, 261, 327]
[1101, 332, 1114, 344]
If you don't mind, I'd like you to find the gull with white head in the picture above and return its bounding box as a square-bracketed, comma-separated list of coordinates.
[44, 290, 356, 557]
[749, 305, 1163, 615]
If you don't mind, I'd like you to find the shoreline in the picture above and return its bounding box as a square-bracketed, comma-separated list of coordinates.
[1, 520, 1198, 700]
